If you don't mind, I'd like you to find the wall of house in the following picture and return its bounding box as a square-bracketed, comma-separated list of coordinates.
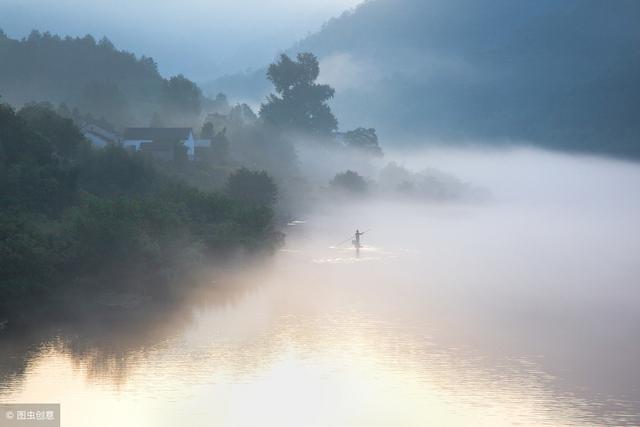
[184, 132, 196, 160]
[122, 140, 150, 151]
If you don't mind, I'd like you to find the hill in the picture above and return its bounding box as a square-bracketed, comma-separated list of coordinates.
[0, 30, 204, 128]
[207, 0, 640, 158]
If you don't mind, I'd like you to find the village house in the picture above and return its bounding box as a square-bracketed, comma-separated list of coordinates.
[122, 127, 204, 161]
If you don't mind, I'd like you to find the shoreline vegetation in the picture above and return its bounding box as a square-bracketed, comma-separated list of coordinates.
[0, 31, 386, 329]
[0, 102, 283, 327]
[0, 30, 481, 331]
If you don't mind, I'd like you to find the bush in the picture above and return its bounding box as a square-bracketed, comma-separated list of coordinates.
[225, 168, 278, 206]
[330, 170, 368, 194]
[0, 104, 282, 317]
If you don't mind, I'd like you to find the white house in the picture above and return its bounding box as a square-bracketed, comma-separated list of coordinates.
[122, 127, 197, 159]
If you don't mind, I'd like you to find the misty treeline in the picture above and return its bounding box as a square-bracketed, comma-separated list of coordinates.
[210, 0, 640, 159]
[0, 30, 207, 128]
[0, 30, 382, 175]
[0, 21, 474, 326]
[0, 26, 390, 321]
[0, 102, 282, 320]
[329, 163, 485, 202]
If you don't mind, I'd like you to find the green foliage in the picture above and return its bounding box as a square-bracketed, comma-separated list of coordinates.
[343, 127, 383, 157]
[200, 123, 230, 166]
[201, 122, 216, 139]
[0, 103, 281, 316]
[260, 53, 338, 136]
[160, 74, 202, 125]
[226, 168, 278, 206]
[0, 31, 207, 128]
[0, 31, 163, 126]
[17, 102, 89, 160]
[79, 80, 130, 125]
[78, 143, 156, 196]
[1, 103, 89, 214]
[205, 93, 230, 114]
[0, 213, 56, 304]
[266, 52, 320, 94]
[330, 170, 368, 194]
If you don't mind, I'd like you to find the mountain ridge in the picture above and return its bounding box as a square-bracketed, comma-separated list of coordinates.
[206, 0, 640, 158]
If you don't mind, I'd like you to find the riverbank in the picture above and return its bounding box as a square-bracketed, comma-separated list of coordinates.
[0, 103, 284, 325]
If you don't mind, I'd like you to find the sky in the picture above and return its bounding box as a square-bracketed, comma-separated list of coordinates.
[0, 0, 363, 82]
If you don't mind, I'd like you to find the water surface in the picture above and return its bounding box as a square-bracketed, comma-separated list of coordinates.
[1, 149, 639, 426]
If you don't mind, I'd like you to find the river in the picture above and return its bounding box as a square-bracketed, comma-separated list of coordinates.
[1, 148, 639, 426]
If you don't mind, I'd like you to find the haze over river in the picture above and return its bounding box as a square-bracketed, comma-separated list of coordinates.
[1, 148, 639, 426]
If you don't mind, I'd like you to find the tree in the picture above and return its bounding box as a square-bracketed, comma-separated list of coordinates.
[17, 102, 88, 160]
[343, 127, 383, 157]
[229, 103, 258, 127]
[209, 93, 230, 114]
[0, 31, 166, 128]
[1, 103, 89, 214]
[225, 168, 277, 206]
[330, 170, 368, 194]
[260, 53, 338, 136]
[200, 122, 229, 165]
[200, 122, 215, 139]
[161, 74, 202, 121]
[80, 80, 130, 124]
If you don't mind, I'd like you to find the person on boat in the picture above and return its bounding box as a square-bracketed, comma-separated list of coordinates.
[353, 229, 365, 248]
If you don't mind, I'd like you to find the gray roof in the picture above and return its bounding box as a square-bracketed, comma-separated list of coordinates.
[81, 124, 119, 143]
[123, 128, 192, 141]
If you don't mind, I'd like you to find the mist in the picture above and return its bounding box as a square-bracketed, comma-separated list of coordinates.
[209, 0, 640, 158]
[3, 144, 639, 425]
[0, 0, 363, 80]
[2, 1, 640, 425]
[278, 145, 640, 418]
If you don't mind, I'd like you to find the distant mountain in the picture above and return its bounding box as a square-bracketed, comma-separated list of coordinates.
[208, 0, 640, 158]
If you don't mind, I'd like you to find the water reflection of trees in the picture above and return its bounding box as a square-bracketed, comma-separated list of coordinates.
[0, 262, 272, 392]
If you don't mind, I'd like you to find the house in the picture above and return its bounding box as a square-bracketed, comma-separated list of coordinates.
[122, 127, 197, 160]
[140, 139, 185, 162]
[82, 124, 119, 147]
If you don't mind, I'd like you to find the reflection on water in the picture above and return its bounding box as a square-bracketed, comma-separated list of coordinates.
[315, 245, 397, 264]
[1, 149, 640, 426]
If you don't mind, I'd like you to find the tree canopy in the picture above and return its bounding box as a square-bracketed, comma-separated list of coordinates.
[160, 74, 203, 123]
[330, 170, 368, 194]
[260, 53, 338, 136]
[343, 127, 383, 157]
[0, 31, 205, 128]
[0, 102, 281, 317]
[226, 168, 278, 206]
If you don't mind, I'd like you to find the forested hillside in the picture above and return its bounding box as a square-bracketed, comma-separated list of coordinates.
[0, 30, 204, 128]
[208, 0, 640, 158]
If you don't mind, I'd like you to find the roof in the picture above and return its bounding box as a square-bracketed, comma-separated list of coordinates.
[81, 124, 119, 143]
[123, 127, 192, 141]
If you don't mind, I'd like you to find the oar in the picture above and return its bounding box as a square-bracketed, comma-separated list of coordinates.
[335, 235, 355, 246]
[334, 229, 372, 247]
